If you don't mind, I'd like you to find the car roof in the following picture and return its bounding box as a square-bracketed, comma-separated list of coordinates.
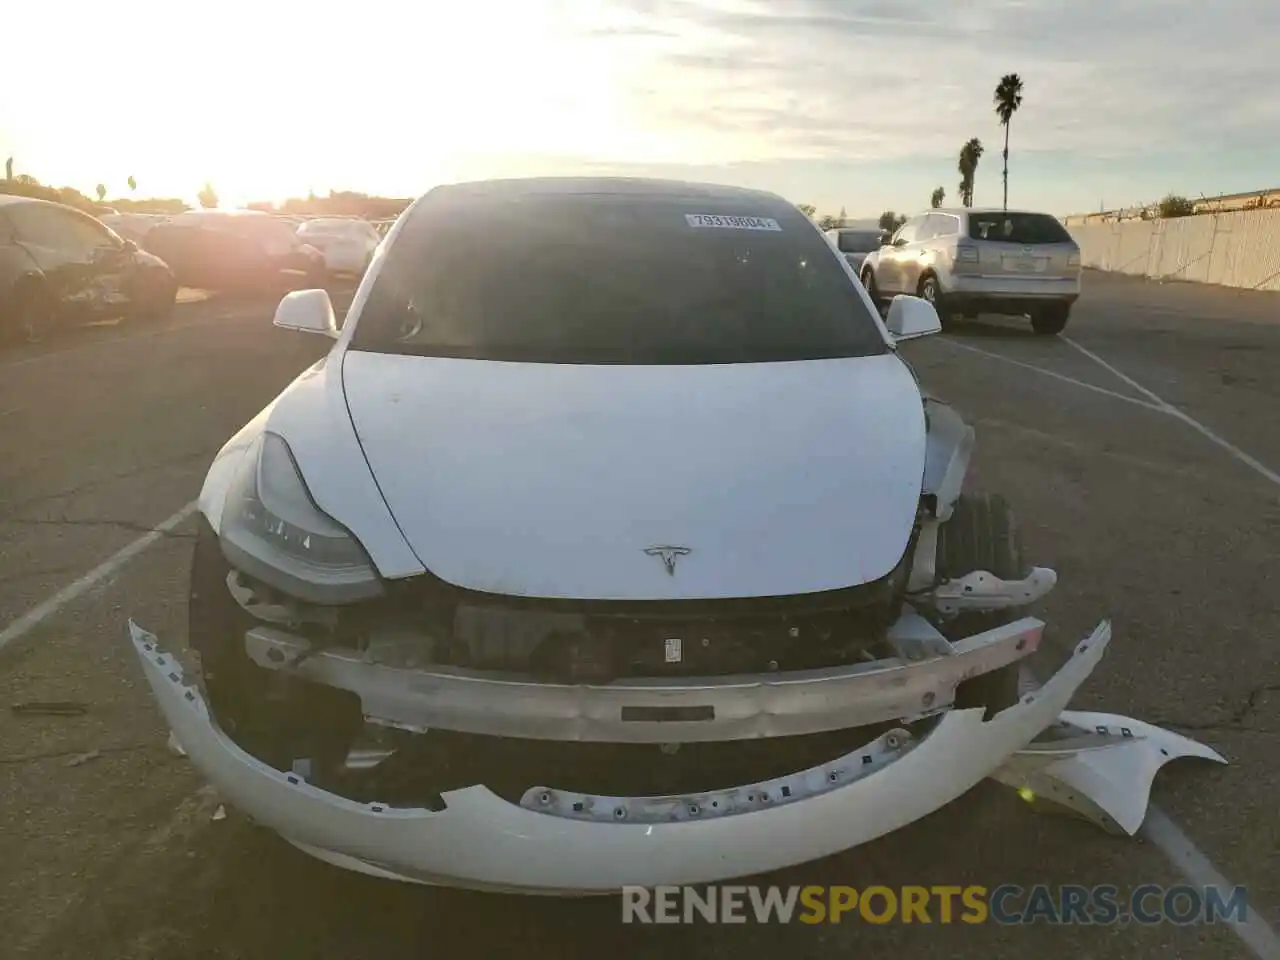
[173, 209, 267, 218]
[421, 176, 782, 205]
[0, 195, 109, 219]
[0, 194, 62, 209]
[163, 209, 292, 228]
[930, 207, 1055, 217]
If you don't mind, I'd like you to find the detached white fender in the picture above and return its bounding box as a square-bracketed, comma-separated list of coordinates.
[992, 711, 1226, 834]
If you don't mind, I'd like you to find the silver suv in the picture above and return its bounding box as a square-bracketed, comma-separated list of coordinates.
[859, 208, 1081, 335]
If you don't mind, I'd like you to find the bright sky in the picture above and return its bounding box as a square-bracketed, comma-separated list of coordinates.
[3, 0, 1277, 217]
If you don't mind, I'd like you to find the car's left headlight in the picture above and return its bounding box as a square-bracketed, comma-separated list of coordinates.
[218, 432, 383, 604]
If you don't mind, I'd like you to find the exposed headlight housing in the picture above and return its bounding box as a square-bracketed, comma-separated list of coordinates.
[218, 432, 383, 604]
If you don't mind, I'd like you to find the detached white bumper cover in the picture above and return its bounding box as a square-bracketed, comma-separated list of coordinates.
[127, 620, 1214, 894]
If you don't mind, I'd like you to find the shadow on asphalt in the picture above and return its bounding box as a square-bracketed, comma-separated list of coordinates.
[941, 318, 1040, 340]
[0, 282, 359, 364]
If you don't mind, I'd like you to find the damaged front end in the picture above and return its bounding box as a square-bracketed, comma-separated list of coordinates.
[126, 515, 1226, 894]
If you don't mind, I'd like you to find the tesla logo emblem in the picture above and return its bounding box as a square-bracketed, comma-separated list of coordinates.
[645, 545, 691, 575]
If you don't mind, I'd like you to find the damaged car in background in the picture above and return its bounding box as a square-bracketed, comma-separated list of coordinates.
[131, 178, 1223, 894]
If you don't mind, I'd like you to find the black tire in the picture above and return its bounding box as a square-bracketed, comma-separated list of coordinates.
[1031, 303, 1070, 335]
[917, 274, 954, 329]
[860, 268, 879, 305]
[5, 280, 54, 345]
[139, 274, 177, 323]
[936, 493, 1030, 716]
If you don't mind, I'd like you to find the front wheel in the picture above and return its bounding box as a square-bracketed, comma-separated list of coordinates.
[5, 282, 54, 345]
[138, 274, 177, 323]
[918, 274, 954, 330]
[1031, 303, 1070, 335]
[936, 492, 1031, 717]
[860, 269, 880, 306]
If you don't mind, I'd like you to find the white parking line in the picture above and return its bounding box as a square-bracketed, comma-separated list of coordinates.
[1063, 336, 1280, 489]
[936, 339, 1169, 412]
[1143, 807, 1280, 960]
[1035, 335, 1280, 957]
[0, 500, 197, 653]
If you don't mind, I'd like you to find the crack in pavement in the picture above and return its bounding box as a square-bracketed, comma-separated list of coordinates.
[0, 449, 211, 518]
[1, 517, 196, 539]
[1144, 681, 1280, 733]
[0, 563, 88, 586]
[0, 741, 154, 766]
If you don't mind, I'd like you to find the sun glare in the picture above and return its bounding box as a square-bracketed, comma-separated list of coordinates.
[2, 0, 668, 205]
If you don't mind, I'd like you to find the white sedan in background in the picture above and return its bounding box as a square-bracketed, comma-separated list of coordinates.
[296, 217, 381, 277]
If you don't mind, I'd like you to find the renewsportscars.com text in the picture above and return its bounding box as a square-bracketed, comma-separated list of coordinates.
[621, 884, 1249, 926]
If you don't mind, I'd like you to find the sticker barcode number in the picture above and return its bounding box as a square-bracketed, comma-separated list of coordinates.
[685, 214, 782, 231]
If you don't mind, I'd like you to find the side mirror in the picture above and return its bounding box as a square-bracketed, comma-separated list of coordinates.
[273, 288, 339, 338]
[885, 295, 942, 343]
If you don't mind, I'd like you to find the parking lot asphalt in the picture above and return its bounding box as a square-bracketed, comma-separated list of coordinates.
[0, 270, 1276, 959]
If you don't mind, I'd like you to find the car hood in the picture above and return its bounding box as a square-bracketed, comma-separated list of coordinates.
[340, 350, 926, 601]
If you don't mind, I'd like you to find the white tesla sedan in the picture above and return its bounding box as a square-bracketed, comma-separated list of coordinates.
[130, 178, 1220, 894]
[295, 217, 381, 277]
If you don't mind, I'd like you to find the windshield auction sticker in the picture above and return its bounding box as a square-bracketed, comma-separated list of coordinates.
[685, 214, 782, 231]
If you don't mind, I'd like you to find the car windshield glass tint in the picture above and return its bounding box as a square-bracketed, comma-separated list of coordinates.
[968, 213, 1072, 244]
[838, 232, 881, 253]
[350, 193, 887, 364]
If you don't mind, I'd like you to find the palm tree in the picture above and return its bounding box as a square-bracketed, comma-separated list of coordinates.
[197, 182, 219, 209]
[930, 187, 945, 209]
[957, 138, 984, 207]
[993, 73, 1024, 211]
[878, 210, 907, 232]
[96, 183, 107, 203]
[128, 175, 137, 192]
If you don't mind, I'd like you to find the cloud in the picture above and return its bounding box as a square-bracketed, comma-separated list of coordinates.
[572, 0, 1280, 164]
[4, 0, 1271, 213]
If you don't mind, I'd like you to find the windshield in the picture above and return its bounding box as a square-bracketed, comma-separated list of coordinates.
[968, 212, 1072, 244]
[837, 231, 881, 254]
[349, 192, 887, 364]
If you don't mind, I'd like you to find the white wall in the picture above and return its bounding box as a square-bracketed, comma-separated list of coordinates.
[1068, 208, 1280, 292]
